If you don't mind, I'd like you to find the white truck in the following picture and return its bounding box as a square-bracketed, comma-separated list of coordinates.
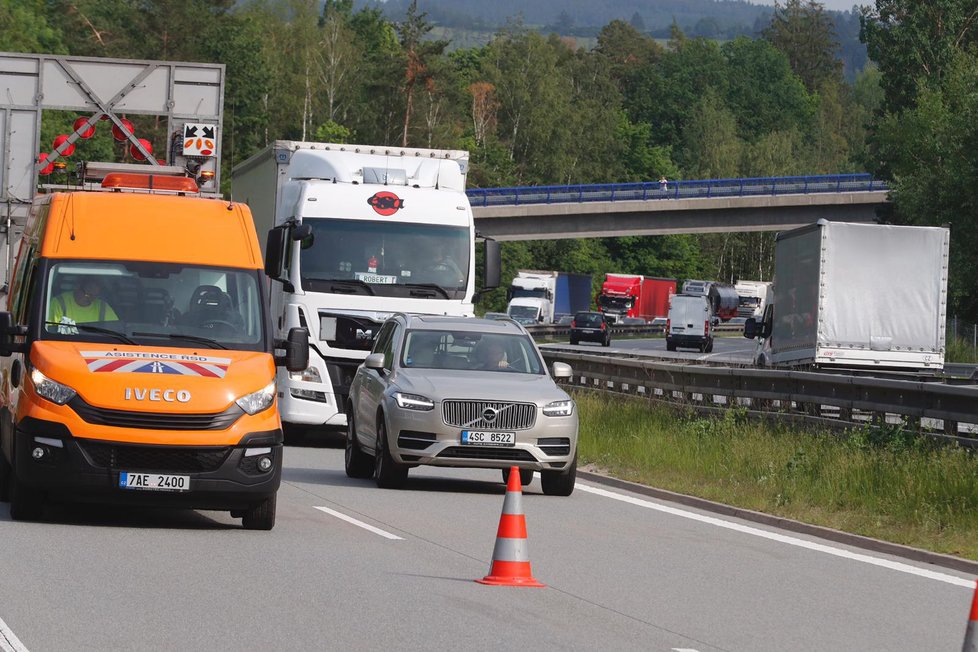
[734, 280, 772, 319]
[232, 142, 500, 432]
[505, 270, 592, 325]
[744, 220, 949, 371]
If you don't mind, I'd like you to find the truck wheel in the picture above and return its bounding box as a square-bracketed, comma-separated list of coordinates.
[0, 452, 10, 502]
[666, 341, 677, 352]
[705, 340, 714, 353]
[241, 492, 277, 530]
[541, 453, 576, 496]
[345, 408, 373, 479]
[9, 473, 44, 521]
[374, 416, 408, 489]
[501, 468, 534, 486]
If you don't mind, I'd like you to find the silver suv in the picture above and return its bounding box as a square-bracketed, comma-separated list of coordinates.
[346, 314, 579, 495]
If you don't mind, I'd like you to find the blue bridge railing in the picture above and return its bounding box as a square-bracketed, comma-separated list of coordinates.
[465, 173, 889, 207]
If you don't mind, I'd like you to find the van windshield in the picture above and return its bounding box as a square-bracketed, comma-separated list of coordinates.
[41, 261, 266, 351]
[297, 218, 470, 299]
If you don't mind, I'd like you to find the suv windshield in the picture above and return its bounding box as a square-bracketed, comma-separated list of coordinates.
[41, 261, 266, 351]
[400, 330, 544, 374]
[298, 218, 470, 299]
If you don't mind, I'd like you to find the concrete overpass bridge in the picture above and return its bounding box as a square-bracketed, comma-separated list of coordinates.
[468, 174, 890, 241]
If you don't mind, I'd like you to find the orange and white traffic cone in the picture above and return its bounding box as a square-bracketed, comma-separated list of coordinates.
[476, 466, 545, 587]
[963, 580, 978, 651]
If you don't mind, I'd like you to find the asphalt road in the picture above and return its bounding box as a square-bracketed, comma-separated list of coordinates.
[547, 333, 757, 365]
[1, 442, 974, 651]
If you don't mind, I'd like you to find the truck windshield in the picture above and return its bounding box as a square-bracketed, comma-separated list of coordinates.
[508, 305, 539, 322]
[510, 287, 547, 299]
[298, 218, 470, 299]
[41, 261, 266, 351]
[598, 295, 632, 311]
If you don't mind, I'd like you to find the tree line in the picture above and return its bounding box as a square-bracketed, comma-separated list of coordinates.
[2, 0, 974, 321]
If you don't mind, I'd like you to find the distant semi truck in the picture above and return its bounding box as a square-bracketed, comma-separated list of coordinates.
[506, 270, 592, 324]
[596, 274, 676, 324]
[682, 279, 739, 322]
[734, 280, 772, 319]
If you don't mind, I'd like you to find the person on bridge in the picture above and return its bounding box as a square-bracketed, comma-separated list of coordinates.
[659, 176, 668, 191]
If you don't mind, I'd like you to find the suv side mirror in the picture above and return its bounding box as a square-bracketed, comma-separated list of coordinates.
[364, 352, 385, 370]
[276, 327, 309, 372]
[552, 361, 572, 379]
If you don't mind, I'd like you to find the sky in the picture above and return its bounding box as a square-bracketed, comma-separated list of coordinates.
[749, 0, 865, 11]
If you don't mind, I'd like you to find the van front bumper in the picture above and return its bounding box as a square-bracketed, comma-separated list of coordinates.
[13, 417, 282, 511]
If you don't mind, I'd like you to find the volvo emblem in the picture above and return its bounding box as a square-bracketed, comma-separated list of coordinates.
[482, 407, 497, 422]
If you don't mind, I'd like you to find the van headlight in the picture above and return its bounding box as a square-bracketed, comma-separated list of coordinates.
[543, 399, 574, 417]
[30, 367, 77, 405]
[394, 392, 434, 411]
[236, 381, 276, 415]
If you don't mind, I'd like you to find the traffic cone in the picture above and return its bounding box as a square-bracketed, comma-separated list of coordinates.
[963, 580, 978, 651]
[476, 466, 545, 587]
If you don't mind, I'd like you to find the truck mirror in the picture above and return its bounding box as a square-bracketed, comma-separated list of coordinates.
[743, 318, 758, 339]
[0, 312, 27, 356]
[264, 226, 288, 280]
[482, 238, 500, 290]
[276, 327, 309, 372]
[292, 223, 312, 242]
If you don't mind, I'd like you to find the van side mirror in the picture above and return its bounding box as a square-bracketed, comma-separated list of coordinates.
[482, 238, 500, 290]
[744, 318, 758, 339]
[275, 327, 309, 372]
[0, 312, 28, 356]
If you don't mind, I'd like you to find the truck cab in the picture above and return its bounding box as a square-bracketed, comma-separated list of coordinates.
[0, 171, 307, 529]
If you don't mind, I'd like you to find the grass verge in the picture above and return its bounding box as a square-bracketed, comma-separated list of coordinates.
[575, 390, 978, 560]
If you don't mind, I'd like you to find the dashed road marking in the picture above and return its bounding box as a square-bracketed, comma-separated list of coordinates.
[0, 615, 28, 652]
[579, 484, 974, 588]
[313, 506, 403, 540]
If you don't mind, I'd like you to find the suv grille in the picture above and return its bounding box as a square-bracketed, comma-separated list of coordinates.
[79, 441, 231, 472]
[69, 397, 243, 431]
[442, 400, 536, 430]
[437, 447, 536, 462]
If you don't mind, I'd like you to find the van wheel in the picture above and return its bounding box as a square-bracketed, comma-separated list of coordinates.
[570, 338, 578, 346]
[9, 473, 44, 521]
[345, 408, 373, 479]
[705, 340, 714, 353]
[242, 493, 277, 530]
[501, 468, 534, 486]
[374, 416, 408, 489]
[666, 341, 677, 352]
[541, 453, 577, 496]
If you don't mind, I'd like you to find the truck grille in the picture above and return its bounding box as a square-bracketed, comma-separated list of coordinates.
[69, 397, 243, 431]
[442, 400, 536, 430]
[78, 442, 231, 472]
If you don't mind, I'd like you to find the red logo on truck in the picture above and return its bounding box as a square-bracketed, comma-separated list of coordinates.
[368, 191, 405, 216]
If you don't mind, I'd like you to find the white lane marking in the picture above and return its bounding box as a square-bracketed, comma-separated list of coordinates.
[0, 615, 29, 652]
[313, 506, 403, 540]
[672, 649, 700, 652]
[579, 484, 975, 588]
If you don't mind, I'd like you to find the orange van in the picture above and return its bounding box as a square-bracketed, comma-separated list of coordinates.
[0, 172, 308, 529]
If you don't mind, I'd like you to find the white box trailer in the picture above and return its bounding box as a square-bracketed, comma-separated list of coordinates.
[747, 220, 949, 370]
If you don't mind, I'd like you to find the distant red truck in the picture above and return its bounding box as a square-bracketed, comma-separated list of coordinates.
[596, 274, 676, 324]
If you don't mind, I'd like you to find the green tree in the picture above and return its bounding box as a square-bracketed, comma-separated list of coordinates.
[762, 0, 843, 93]
[0, 0, 66, 53]
[681, 88, 743, 178]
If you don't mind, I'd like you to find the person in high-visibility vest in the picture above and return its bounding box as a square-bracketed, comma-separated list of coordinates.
[48, 277, 119, 326]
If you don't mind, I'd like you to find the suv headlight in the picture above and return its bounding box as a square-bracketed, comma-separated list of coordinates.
[543, 399, 574, 417]
[30, 367, 78, 405]
[236, 381, 276, 415]
[394, 392, 434, 411]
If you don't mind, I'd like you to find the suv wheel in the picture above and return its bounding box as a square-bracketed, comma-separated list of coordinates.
[374, 416, 408, 489]
[541, 453, 577, 496]
[345, 408, 373, 479]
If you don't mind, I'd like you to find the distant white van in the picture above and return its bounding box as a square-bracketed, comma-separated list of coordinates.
[666, 294, 715, 352]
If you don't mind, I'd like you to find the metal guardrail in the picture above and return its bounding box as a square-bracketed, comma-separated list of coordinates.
[542, 350, 978, 442]
[467, 174, 889, 207]
[524, 322, 741, 339]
